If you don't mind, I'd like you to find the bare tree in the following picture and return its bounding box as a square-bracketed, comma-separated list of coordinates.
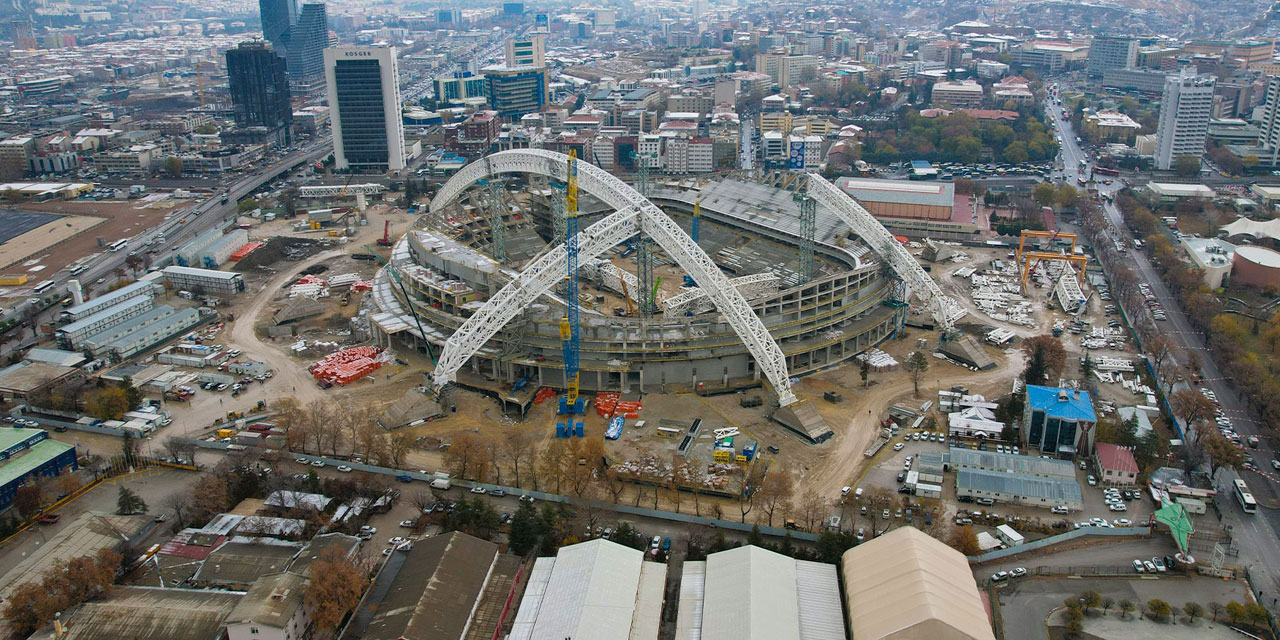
[799, 491, 828, 532]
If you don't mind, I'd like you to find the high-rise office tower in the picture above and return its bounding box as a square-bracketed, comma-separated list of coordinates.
[287, 3, 329, 96]
[258, 0, 296, 52]
[1257, 76, 1280, 165]
[505, 34, 545, 67]
[227, 40, 294, 148]
[1087, 36, 1138, 77]
[1154, 70, 1215, 171]
[324, 46, 406, 172]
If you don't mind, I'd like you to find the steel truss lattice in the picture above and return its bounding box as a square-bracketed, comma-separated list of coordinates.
[428, 149, 799, 407]
[802, 174, 967, 330]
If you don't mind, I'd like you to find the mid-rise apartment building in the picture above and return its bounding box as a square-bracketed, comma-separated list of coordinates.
[1154, 71, 1215, 170]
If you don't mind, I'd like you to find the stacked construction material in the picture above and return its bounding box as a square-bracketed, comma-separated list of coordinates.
[854, 348, 899, 372]
[350, 280, 374, 292]
[290, 275, 330, 299]
[533, 387, 556, 405]
[228, 242, 265, 262]
[605, 416, 624, 440]
[595, 391, 620, 418]
[615, 399, 642, 419]
[310, 346, 384, 385]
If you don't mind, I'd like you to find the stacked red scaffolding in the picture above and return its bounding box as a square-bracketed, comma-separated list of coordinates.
[309, 346, 383, 385]
[350, 279, 374, 292]
[595, 391, 620, 418]
[616, 399, 642, 419]
[229, 242, 265, 261]
[532, 387, 557, 405]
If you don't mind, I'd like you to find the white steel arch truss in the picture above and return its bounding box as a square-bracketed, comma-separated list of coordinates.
[427, 149, 799, 406]
[803, 174, 967, 330]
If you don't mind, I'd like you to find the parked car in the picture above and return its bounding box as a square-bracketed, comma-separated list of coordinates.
[470, 486, 487, 494]
[893, 443, 905, 451]
[1133, 559, 1145, 573]
[1010, 567, 1027, 578]
[399, 520, 415, 527]
[388, 536, 407, 545]
[489, 489, 506, 497]
[337, 465, 353, 473]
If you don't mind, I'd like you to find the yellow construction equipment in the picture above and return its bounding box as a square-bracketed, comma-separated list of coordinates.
[620, 278, 636, 316]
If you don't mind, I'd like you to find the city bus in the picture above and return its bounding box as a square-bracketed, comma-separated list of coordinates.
[32, 280, 55, 294]
[1093, 166, 1120, 177]
[1234, 478, 1258, 514]
[108, 239, 128, 252]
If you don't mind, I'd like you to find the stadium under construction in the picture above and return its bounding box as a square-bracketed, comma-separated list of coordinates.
[366, 150, 966, 442]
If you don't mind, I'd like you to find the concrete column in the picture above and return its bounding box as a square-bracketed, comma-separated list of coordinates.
[638, 368, 644, 394]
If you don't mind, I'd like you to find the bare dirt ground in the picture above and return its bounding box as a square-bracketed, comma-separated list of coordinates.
[9, 199, 187, 278]
[0, 214, 104, 275]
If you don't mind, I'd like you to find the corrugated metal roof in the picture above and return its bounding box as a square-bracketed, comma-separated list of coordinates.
[674, 561, 706, 640]
[702, 546, 799, 640]
[794, 560, 845, 640]
[1026, 385, 1096, 421]
[948, 448, 1075, 478]
[835, 177, 956, 207]
[956, 468, 1083, 503]
[517, 539, 646, 640]
[629, 562, 667, 640]
[508, 557, 555, 640]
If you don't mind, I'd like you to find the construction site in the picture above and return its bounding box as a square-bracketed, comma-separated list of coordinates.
[362, 149, 985, 459]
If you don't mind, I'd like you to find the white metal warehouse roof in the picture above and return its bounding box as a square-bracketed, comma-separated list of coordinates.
[507, 539, 653, 640]
[688, 545, 844, 640]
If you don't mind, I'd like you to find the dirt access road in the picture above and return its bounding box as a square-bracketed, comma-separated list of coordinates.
[227, 248, 346, 408]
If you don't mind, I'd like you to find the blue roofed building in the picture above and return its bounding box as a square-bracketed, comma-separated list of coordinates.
[1023, 385, 1096, 458]
[0, 428, 77, 511]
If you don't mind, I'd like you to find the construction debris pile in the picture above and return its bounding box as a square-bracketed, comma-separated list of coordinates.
[309, 346, 387, 385]
[964, 266, 1035, 327]
[854, 348, 899, 371]
[609, 454, 741, 493]
[1079, 326, 1128, 350]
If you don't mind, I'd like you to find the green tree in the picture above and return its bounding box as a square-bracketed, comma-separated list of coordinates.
[1173, 155, 1201, 177]
[1003, 141, 1029, 164]
[815, 529, 857, 563]
[1226, 601, 1247, 625]
[1080, 590, 1102, 615]
[119, 377, 141, 412]
[237, 197, 259, 213]
[859, 358, 871, 387]
[904, 350, 929, 397]
[116, 486, 146, 515]
[163, 156, 183, 178]
[86, 386, 129, 420]
[1183, 602, 1204, 624]
[1243, 601, 1270, 628]
[507, 501, 544, 555]
[121, 431, 139, 468]
[1032, 182, 1057, 207]
[1119, 599, 1135, 619]
[1145, 599, 1173, 621]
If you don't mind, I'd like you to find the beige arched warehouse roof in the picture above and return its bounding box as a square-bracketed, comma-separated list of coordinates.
[841, 526, 995, 640]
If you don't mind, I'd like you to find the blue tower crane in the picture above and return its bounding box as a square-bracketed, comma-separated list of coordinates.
[557, 151, 585, 435]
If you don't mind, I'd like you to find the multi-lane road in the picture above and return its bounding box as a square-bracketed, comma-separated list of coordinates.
[1046, 98, 1280, 601]
[32, 142, 334, 301]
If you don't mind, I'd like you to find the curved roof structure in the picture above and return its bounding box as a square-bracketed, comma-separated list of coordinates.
[1222, 216, 1280, 241]
[841, 527, 995, 640]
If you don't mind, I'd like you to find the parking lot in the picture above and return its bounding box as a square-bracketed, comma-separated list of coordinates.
[847, 429, 1158, 547]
